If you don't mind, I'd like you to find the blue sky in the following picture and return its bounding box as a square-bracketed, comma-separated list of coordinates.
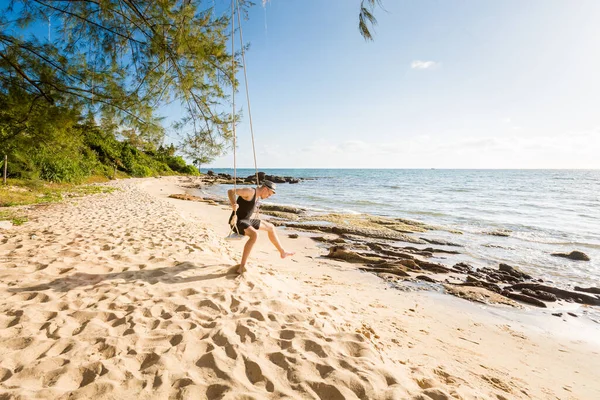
[192, 0, 600, 169]
[8, 0, 599, 168]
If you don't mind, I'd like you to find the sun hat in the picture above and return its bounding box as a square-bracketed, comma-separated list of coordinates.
[262, 180, 276, 193]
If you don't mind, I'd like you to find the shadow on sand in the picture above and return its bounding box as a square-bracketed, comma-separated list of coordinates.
[8, 262, 239, 294]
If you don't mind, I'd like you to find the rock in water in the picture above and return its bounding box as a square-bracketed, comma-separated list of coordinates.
[574, 286, 600, 295]
[551, 250, 590, 261]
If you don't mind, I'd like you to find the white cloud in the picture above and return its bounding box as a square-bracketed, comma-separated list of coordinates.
[410, 60, 440, 70]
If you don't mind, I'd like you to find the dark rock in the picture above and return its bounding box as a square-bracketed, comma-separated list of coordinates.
[366, 243, 415, 259]
[260, 204, 304, 214]
[502, 291, 547, 307]
[420, 238, 463, 247]
[398, 259, 420, 270]
[467, 271, 486, 280]
[479, 267, 521, 284]
[452, 262, 473, 273]
[416, 275, 438, 283]
[288, 234, 299, 239]
[498, 263, 533, 280]
[310, 236, 346, 244]
[207, 170, 214, 176]
[574, 286, 600, 295]
[567, 312, 578, 318]
[520, 288, 556, 302]
[422, 247, 461, 255]
[463, 276, 502, 293]
[326, 246, 383, 264]
[552, 312, 563, 317]
[413, 260, 451, 274]
[533, 290, 557, 302]
[264, 175, 287, 184]
[551, 250, 590, 261]
[507, 283, 600, 306]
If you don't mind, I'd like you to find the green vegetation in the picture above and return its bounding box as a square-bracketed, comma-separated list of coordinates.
[0, 178, 117, 207]
[1, 87, 201, 183]
[0, 208, 27, 226]
[1, 0, 239, 188]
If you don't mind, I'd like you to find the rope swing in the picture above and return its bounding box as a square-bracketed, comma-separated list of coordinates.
[226, 0, 261, 240]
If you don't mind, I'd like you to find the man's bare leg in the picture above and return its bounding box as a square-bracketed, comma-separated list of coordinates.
[239, 228, 258, 274]
[260, 221, 295, 259]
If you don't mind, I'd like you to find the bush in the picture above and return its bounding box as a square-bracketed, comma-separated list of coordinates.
[130, 163, 153, 177]
[179, 164, 199, 175]
[166, 155, 188, 172]
[37, 154, 87, 183]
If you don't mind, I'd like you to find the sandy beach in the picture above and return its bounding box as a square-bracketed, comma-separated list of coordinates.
[1, 176, 599, 399]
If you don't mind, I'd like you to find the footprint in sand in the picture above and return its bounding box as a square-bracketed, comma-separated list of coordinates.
[235, 322, 257, 343]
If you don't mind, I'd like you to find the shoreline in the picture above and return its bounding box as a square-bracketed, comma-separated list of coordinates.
[181, 176, 600, 322]
[1, 176, 599, 399]
[178, 176, 600, 337]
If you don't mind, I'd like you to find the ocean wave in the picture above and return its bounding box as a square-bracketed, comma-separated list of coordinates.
[535, 241, 600, 250]
[446, 188, 474, 193]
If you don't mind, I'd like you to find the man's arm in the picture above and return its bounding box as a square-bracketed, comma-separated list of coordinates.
[227, 187, 254, 211]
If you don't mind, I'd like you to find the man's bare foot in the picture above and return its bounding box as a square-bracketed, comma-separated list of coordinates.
[237, 264, 247, 274]
[280, 251, 295, 259]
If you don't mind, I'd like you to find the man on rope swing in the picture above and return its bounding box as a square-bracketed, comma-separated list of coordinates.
[228, 180, 295, 274]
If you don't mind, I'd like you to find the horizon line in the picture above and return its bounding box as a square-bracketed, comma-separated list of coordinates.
[204, 167, 600, 171]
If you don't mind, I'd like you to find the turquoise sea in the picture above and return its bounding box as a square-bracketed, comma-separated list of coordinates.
[199, 169, 600, 289]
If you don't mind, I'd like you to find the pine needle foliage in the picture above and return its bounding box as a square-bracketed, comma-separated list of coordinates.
[359, 0, 382, 41]
[1, 0, 244, 157]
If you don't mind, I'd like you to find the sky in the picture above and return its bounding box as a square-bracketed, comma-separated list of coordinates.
[8, 0, 599, 169]
[187, 0, 599, 169]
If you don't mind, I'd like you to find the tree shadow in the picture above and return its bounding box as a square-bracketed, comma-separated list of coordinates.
[7, 262, 239, 294]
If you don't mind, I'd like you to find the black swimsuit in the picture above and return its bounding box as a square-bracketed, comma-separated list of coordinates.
[229, 189, 261, 234]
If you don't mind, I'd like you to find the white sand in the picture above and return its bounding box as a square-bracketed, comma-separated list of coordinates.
[0, 176, 598, 399]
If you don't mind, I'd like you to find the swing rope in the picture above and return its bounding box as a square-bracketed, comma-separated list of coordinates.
[228, 0, 261, 239]
[236, 0, 260, 189]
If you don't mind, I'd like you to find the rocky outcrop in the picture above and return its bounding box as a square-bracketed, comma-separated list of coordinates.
[574, 286, 600, 295]
[204, 171, 305, 185]
[551, 250, 590, 261]
[498, 263, 533, 280]
[419, 238, 462, 247]
[502, 291, 547, 308]
[506, 283, 600, 306]
[259, 204, 304, 214]
[181, 175, 598, 311]
[284, 222, 428, 244]
[326, 246, 384, 264]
